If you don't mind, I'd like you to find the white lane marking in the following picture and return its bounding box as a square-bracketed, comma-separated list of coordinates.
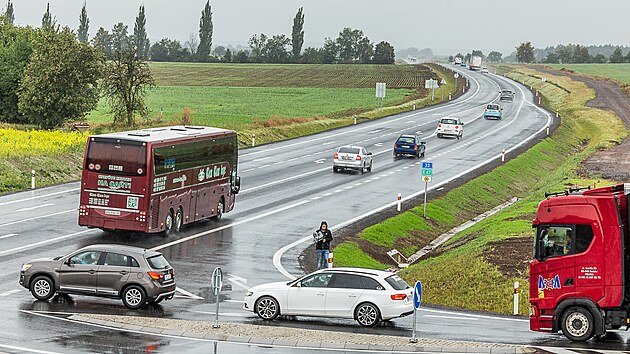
[324, 193, 333, 197]
[227, 274, 248, 284]
[423, 314, 478, 321]
[239, 76, 482, 159]
[0, 343, 60, 354]
[0, 209, 75, 229]
[0, 229, 96, 257]
[322, 141, 336, 145]
[273, 161, 284, 165]
[241, 168, 254, 172]
[406, 121, 415, 124]
[334, 190, 343, 193]
[175, 287, 204, 300]
[0, 233, 18, 239]
[0, 188, 79, 207]
[256, 164, 270, 169]
[0, 289, 21, 297]
[374, 143, 383, 147]
[152, 200, 310, 252]
[344, 186, 353, 190]
[419, 307, 528, 323]
[15, 203, 54, 212]
[273, 87, 552, 280]
[253, 156, 271, 162]
[314, 159, 326, 164]
[311, 196, 321, 200]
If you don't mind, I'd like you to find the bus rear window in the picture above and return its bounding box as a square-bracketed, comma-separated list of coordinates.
[86, 139, 147, 176]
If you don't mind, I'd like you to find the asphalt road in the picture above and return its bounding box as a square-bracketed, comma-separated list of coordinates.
[1, 67, 618, 353]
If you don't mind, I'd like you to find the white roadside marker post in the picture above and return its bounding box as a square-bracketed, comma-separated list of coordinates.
[502, 149, 505, 162]
[546, 125, 550, 136]
[328, 252, 334, 268]
[397, 193, 402, 212]
[354, 115, 357, 125]
[513, 281, 520, 315]
[251, 133, 255, 147]
[31, 170, 35, 189]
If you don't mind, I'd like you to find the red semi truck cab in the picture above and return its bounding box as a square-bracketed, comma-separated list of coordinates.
[530, 184, 630, 341]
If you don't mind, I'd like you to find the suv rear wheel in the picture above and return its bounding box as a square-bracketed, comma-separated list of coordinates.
[122, 285, 146, 309]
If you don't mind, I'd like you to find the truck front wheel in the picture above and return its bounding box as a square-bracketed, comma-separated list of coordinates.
[561, 307, 595, 341]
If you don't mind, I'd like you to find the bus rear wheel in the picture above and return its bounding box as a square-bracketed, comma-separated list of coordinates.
[174, 207, 183, 233]
[164, 210, 174, 236]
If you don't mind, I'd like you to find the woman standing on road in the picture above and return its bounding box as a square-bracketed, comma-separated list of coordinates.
[314, 221, 333, 270]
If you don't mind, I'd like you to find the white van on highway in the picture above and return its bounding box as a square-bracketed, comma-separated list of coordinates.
[436, 117, 464, 139]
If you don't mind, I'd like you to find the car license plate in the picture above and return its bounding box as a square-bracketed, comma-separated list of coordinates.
[164, 273, 172, 281]
[402, 145, 409, 149]
[343, 156, 352, 160]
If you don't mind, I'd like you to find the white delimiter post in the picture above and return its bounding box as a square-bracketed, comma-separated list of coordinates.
[397, 193, 402, 212]
[251, 133, 255, 147]
[31, 170, 35, 189]
[328, 253, 334, 268]
[501, 149, 505, 162]
[513, 282, 520, 315]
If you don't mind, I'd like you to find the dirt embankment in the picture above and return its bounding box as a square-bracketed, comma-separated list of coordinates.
[533, 66, 630, 181]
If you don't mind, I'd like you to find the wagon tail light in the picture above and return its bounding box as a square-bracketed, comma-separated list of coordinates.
[334, 153, 338, 159]
[147, 271, 164, 280]
[356, 155, 362, 161]
[390, 293, 407, 300]
[455, 125, 459, 129]
[438, 123, 442, 127]
[413, 144, 418, 150]
[394, 143, 398, 148]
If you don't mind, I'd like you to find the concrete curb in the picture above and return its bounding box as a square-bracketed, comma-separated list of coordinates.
[68, 314, 534, 353]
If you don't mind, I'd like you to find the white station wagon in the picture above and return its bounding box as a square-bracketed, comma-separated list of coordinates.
[243, 268, 414, 327]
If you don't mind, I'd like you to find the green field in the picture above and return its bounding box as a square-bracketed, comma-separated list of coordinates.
[148, 62, 432, 88]
[545, 63, 630, 84]
[334, 65, 627, 314]
[86, 86, 416, 129]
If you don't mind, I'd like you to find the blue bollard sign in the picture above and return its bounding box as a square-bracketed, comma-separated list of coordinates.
[413, 281, 422, 309]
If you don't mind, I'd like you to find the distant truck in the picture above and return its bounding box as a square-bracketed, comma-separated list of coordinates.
[530, 184, 630, 341]
[469, 56, 482, 71]
[454, 57, 462, 65]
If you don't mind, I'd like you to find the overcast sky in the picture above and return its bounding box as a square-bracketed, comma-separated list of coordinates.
[11, 0, 630, 56]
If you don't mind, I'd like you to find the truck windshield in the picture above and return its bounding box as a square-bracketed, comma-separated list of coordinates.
[535, 225, 573, 259]
[86, 139, 147, 176]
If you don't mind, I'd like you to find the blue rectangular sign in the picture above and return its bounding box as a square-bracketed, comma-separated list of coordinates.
[422, 162, 433, 169]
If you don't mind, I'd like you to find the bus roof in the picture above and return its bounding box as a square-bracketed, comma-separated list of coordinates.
[91, 126, 236, 143]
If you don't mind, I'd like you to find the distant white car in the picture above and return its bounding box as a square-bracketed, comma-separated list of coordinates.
[243, 268, 414, 327]
[436, 117, 464, 139]
[481, 67, 489, 74]
[333, 145, 373, 174]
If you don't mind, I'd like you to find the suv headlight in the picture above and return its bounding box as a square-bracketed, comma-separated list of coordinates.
[21, 263, 32, 272]
[245, 291, 253, 297]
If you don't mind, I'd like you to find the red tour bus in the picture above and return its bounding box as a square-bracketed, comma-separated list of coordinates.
[78, 126, 240, 235]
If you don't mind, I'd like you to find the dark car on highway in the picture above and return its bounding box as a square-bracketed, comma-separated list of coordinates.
[394, 134, 426, 158]
[19, 244, 176, 309]
[499, 89, 514, 102]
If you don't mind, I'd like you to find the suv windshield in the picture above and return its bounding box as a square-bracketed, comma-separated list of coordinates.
[338, 147, 360, 154]
[440, 119, 457, 125]
[147, 255, 170, 269]
[385, 275, 410, 290]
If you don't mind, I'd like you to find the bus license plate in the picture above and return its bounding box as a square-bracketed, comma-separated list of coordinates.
[105, 210, 121, 216]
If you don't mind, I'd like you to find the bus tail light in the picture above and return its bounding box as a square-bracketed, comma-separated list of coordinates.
[137, 168, 143, 174]
[94, 164, 101, 170]
[79, 205, 88, 216]
[88, 163, 94, 170]
[136, 211, 146, 222]
[390, 293, 407, 301]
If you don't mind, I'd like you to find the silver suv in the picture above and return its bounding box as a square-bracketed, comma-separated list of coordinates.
[19, 244, 176, 309]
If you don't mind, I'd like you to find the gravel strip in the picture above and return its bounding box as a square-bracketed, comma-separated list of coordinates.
[74, 314, 526, 350]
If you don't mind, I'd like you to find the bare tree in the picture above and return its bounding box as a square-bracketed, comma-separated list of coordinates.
[184, 32, 198, 56]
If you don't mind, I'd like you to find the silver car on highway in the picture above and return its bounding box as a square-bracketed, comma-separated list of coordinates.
[333, 145, 373, 174]
[19, 244, 176, 309]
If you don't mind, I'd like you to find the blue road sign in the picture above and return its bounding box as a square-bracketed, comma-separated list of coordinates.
[421, 162, 433, 169]
[413, 281, 422, 309]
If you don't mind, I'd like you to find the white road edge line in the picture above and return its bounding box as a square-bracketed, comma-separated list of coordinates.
[0, 343, 60, 354]
[0, 188, 79, 207]
[15, 203, 54, 212]
[0, 229, 97, 257]
[0, 289, 21, 297]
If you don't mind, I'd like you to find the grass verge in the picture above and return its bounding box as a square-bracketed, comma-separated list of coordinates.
[333, 65, 626, 315]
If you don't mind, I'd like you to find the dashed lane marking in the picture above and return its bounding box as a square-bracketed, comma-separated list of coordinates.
[15, 203, 54, 212]
[0, 289, 21, 297]
[0, 233, 18, 240]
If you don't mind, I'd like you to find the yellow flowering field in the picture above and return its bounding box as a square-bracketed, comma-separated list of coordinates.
[0, 128, 88, 158]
